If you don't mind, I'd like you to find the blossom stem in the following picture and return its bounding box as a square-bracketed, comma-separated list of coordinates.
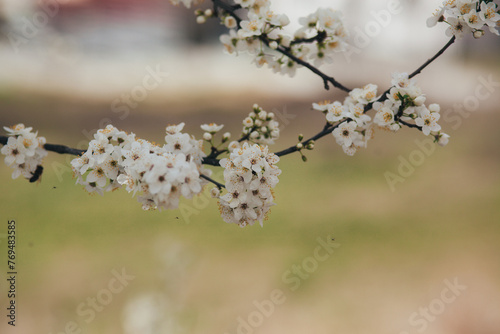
[200, 173, 226, 189]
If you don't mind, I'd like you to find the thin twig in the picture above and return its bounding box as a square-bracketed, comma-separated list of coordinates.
[399, 120, 421, 129]
[44, 144, 85, 156]
[0, 136, 85, 156]
[409, 36, 456, 79]
[364, 36, 456, 114]
[200, 174, 226, 189]
[275, 36, 456, 158]
[275, 121, 343, 157]
[290, 31, 327, 46]
[211, 0, 350, 92]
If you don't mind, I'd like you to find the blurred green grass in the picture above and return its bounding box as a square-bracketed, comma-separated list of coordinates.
[0, 95, 500, 334]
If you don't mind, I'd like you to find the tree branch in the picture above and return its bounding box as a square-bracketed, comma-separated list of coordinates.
[275, 121, 342, 157]
[0, 35, 457, 168]
[363, 36, 456, 114]
[399, 119, 421, 129]
[211, 0, 351, 92]
[43, 144, 85, 156]
[290, 31, 327, 46]
[409, 36, 456, 79]
[0, 136, 85, 156]
[201, 173, 226, 189]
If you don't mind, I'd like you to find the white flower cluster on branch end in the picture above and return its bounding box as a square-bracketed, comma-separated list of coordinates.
[428, 0, 500, 38]
[1, 124, 47, 181]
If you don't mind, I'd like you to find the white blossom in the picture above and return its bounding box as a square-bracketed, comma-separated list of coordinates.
[1, 124, 47, 181]
[428, 1, 500, 37]
[218, 143, 280, 227]
[415, 109, 441, 136]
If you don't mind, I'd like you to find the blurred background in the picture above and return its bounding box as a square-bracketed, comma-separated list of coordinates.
[0, 0, 499, 333]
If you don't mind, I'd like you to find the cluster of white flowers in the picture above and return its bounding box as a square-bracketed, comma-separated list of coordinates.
[311, 73, 451, 156]
[216, 142, 281, 227]
[293, 8, 349, 66]
[428, 0, 500, 38]
[71, 124, 211, 210]
[373, 72, 450, 146]
[241, 104, 280, 145]
[71, 125, 132, 195]
[203, 0, 349, 76]
[1, 124, 47, 180]
[313, 84, 378, 156]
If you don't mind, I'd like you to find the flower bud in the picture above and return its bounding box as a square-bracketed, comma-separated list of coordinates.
[203, 132, 212, 141]
[473, 30, 484, 39]
[296, 143, 303, 150]
[225, 16, 237, 29]
[196, 15, 206, 24]
[243, 117, 253, 127]
[437, 133, 450, 147]
[429, 103, 440, 113]
[269, 41, 278, 49]
[204, 9, 213, 17]
[413, 96, 426, 106]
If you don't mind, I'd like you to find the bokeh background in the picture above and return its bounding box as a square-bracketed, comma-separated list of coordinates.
[0, 0, 499, 333]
